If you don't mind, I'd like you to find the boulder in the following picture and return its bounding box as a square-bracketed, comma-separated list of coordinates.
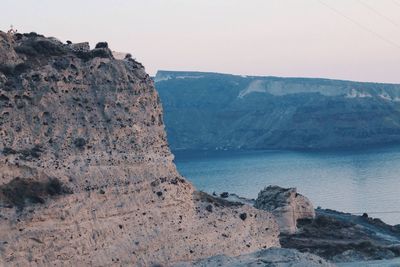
[254, 186, 315, 234]
[68, 42, 90, 52]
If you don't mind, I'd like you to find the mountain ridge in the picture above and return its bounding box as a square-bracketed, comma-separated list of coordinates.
[155, 70, 400, 150]
[156, 70, 400, 86]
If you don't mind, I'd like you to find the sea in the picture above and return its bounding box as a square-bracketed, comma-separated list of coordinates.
[173, 146, 400, 225]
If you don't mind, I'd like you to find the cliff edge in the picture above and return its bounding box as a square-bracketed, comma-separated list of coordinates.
[0, 32, 279, 266]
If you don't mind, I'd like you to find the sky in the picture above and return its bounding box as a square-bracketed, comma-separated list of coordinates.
[1, 0, 400, 83]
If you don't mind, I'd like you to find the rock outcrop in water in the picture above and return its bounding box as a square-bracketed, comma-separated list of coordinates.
[0, 31, 279, 266]
[254, 186, 315, 234]
[155, 70, 400, 150]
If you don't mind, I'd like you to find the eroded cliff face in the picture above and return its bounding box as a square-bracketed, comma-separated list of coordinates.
[0, 32, 279, 266]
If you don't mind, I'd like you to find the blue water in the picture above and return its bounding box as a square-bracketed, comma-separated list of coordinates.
[173, 147, 400, 225]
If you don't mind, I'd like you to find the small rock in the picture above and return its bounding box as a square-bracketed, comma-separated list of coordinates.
[239, 213, 247, 221]
[220, 192, 229, 198]
[205, 204, 213, 212]
[95, 42, 108, 49]
[74, 138, 86, 148]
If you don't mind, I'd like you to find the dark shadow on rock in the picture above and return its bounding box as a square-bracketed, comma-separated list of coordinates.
[0, 177, 72, 211]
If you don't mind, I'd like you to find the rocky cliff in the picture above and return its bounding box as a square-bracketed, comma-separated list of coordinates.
[0, 32, 279, 266]
[155, 71, 400, 150]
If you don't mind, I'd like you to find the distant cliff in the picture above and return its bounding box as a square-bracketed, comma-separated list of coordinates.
[155, 70, 400, 150]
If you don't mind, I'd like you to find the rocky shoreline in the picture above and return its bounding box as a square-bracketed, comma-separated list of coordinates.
[174, 248, 335, 267]
[213, 189, 400, 265]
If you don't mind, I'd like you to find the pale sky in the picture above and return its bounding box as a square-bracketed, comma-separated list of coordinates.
[1, 0, 400, 83]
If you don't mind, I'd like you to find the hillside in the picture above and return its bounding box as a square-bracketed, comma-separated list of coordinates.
[155, 71, 400, 150]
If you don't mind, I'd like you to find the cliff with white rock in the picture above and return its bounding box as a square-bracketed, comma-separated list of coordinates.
[155, 71, 400, 150]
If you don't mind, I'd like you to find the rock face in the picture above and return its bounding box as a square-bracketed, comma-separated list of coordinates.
[254, 186, 315, 234]
[155, 70, 400, 150]
[0, 32, 279, 266]
[174, 248, 335, 267]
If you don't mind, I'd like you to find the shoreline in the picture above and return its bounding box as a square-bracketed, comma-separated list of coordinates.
[213, 191, 400, 264]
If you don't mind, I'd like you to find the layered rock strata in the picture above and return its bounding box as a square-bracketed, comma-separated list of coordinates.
[0, 31, 279, 266]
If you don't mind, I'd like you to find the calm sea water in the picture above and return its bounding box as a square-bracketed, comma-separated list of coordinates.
[173, 147, 400, 225]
